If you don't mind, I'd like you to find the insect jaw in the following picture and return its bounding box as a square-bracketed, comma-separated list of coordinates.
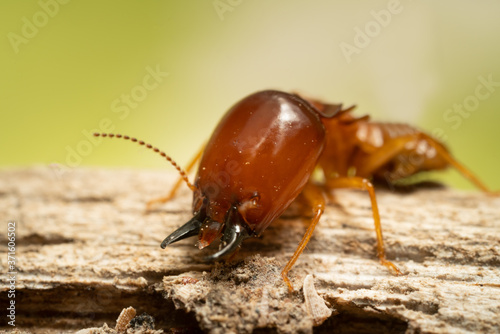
[160, 215, 203, 249]
[161, 205, 252, 260]
[203, 215, 250, 261]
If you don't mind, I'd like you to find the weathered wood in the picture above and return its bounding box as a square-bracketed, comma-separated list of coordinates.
[0, 167, 499, 333]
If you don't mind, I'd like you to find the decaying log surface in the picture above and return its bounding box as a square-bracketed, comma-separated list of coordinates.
[0, 167, 499, 333]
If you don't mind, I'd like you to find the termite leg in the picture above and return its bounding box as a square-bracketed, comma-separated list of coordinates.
[146, 144, 205, 210]
[354, 135, 418, 178]
[281, 182, 325, 292]
[424, 135, 499, 195]
[326, 177, 401, 275]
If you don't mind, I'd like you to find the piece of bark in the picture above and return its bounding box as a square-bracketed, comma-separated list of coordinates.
[0, 167, 499, 333]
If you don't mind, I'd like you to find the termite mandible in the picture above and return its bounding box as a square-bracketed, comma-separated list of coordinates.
[94, 90, 497, 291]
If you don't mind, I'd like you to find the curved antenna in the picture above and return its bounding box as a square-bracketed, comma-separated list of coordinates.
[93, 133, 196, 192]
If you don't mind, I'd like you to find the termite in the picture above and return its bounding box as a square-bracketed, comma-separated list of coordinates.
[94, 90, 497, 291]
[302, 95, 498, 195]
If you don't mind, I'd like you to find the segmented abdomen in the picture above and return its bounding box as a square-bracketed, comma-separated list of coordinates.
[354, 122, 450, 181]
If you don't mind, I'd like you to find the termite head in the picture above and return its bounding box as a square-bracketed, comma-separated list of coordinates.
[160, 187, 253, 260]
[161, 90, 332, 260]
[91, 132, 252, 261]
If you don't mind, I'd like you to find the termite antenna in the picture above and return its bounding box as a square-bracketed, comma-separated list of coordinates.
[93, 133, 196, 192]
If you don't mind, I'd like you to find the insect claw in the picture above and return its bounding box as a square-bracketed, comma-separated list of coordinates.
[161, 216, 202, 249]
[204, 222, 249, 261]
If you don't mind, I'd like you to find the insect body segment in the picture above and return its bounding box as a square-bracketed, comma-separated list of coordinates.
[156, 91, 401, 289]
[164, 91, 330, 262]
[96, 90, 496, 292]
[310, 98, 496, 193]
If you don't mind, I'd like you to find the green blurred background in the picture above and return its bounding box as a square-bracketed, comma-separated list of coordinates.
[1, 0, 499, 190]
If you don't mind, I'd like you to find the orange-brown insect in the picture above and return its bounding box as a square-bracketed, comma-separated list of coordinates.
[94, 90, 496, 291]
[305, 95, 498, 194]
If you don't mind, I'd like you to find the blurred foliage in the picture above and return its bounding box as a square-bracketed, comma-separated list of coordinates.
[1, 0, 499, 190]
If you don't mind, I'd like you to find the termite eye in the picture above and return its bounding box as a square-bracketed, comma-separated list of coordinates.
[250, 192, 260, 206]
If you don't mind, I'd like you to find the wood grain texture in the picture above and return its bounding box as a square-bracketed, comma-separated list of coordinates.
[0, 167, 499, 333]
